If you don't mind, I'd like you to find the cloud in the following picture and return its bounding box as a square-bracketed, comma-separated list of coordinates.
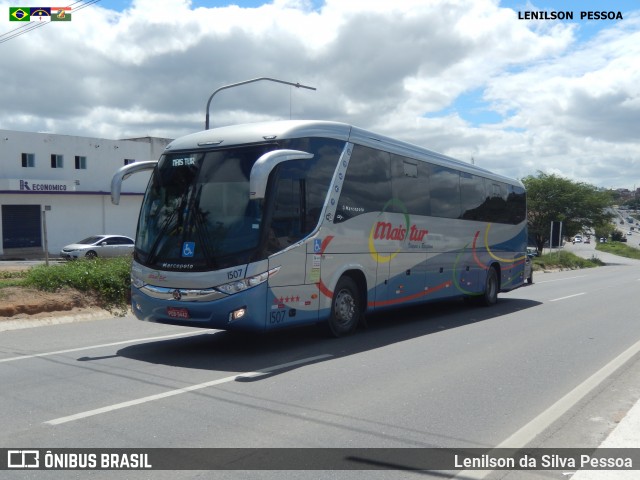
[0, 0, 638, 188]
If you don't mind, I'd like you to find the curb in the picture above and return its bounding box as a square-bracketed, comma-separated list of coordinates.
[0, 309, 113, 332]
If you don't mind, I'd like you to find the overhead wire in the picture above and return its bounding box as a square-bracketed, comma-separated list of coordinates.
[0, 19, 48, 44]
[70, 0, 102, 13]
[0, 0, 102, 44]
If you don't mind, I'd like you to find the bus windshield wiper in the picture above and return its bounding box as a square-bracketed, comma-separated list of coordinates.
[189, 185, 218, 269]
[145, 200, 183, 265]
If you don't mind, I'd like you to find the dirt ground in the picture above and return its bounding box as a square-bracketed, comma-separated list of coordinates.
[0, 264, 106, 320]
[0, 286, 103, 319]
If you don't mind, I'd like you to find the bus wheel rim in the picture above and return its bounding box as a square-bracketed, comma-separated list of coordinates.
[334, 289, 355, 326]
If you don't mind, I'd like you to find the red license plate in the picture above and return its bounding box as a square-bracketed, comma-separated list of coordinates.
[167, 307, 190, 319]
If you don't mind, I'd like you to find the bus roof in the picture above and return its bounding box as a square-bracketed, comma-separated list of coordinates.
[164, 120, 522, 187]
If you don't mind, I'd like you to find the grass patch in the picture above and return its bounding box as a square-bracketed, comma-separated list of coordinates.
[532, 250, 604, 271]
[0, 270, 28, 279]
[596, 241, 640, 260]
[0, 270, 28, 288]
[22, 257, 131, 315]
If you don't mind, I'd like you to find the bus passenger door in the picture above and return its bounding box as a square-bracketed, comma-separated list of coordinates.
[265, 160, 319, 326]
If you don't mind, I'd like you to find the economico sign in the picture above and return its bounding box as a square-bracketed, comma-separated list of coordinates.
[9, 179, 76, 192]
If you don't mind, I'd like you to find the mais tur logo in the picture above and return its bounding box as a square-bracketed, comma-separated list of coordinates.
[368, 198, 428, 263]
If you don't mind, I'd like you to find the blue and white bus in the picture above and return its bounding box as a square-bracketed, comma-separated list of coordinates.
[111, 120, 527, 336]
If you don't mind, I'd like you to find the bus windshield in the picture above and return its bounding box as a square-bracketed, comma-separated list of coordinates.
[136, 145, 275, 270]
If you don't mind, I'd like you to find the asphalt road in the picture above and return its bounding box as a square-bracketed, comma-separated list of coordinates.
[1, 246, 640, 480]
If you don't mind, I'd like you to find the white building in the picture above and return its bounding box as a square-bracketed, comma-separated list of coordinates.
[0, 129, 171, 258]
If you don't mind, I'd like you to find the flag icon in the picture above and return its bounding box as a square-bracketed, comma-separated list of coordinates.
[9, 7, 30, 21]
[51, 7, 71, 21]
[30, 7, 51, 21]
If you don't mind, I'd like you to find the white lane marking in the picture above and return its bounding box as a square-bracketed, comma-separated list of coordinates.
[455, 337, 640, 479]
[534, 276, 587, 284]
[45, 354, 332, 425]
[0, 331, 207, 364]
[549, 293, 586, 302]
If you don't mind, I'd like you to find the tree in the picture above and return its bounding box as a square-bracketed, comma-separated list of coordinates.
[611, 230, 626, 242]
[522, 172, 614, 254]
[593, 221, 615, 242]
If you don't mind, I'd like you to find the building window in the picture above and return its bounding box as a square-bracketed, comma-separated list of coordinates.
[51, 154, 64, 168]
[75, 155, 87, 170]
[21, 153, 35, 168]
[124, 159, 135, 165]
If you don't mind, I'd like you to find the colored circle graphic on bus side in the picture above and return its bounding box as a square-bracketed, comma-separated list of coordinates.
[368, 198, 411, 263]
[483, 223, 527, 262]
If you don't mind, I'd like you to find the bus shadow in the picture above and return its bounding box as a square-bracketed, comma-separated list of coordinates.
[114, 297, 541, 377]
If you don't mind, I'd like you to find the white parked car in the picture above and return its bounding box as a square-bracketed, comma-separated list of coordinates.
[60, 235, 134, 260]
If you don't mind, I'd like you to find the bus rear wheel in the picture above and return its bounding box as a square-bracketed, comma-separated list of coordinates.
[479, 267, 499, 306]
[327, 277, 361, 337]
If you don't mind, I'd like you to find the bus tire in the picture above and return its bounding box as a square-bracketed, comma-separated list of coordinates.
[327, 276, 361, 337]
[480, 267, 499, 306]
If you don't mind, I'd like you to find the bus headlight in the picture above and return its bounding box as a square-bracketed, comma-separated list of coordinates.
[215, 267, 280, 295]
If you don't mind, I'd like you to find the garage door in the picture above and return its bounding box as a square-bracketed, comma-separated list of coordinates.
[2, 205, 41, 249]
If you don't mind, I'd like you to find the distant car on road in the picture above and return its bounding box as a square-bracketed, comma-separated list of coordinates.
[584, 238, 591, 244]
[60, 235, 134, 260]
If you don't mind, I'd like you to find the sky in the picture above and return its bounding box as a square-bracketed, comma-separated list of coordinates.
[1, 0, 639, 190]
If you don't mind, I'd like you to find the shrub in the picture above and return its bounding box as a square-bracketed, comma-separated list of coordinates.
[611, 230, 625, 242]
[23, 257, 131, 315]
[532, 250, 604, 271]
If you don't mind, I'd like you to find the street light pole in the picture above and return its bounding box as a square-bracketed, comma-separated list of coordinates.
[42, 205, 51, 266]
[205, 77, 316, 130]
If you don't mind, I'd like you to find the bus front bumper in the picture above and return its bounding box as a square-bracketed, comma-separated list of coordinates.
[130, 283, 268, 332]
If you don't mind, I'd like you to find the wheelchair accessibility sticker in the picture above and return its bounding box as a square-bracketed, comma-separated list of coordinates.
[182, 242, 195, 257]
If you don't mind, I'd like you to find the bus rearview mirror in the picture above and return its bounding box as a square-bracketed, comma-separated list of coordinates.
[249, 149, 313, 200]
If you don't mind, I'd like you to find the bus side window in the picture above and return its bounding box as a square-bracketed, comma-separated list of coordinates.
[429, 164, 461, 219]
[460, 172, 487, 220]
[336, 145, 391, 222]
[390, 155, 430, 216]
[507, 185, 526, 224]
[485, 182, 509, 223]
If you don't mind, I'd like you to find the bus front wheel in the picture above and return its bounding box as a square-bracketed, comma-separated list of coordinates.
[327, 277, 361, 337]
